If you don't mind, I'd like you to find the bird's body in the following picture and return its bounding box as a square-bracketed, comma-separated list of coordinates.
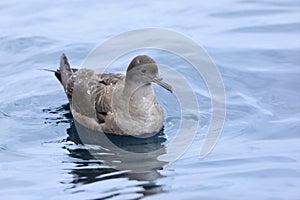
[55, 54, 172, 136]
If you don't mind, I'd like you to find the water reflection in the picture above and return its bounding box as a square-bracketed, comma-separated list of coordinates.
[46, 104, 167, 197]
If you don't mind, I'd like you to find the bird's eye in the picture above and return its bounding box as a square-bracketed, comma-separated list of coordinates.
[141, 69, 146, 73]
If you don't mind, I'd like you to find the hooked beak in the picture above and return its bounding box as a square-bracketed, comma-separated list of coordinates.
[152, 76, 173, 93]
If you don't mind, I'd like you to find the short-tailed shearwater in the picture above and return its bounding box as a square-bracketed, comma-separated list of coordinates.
[55, 54, 172, 136]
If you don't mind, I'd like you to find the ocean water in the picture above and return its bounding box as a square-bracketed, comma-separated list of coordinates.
[0, 0, 299, 199]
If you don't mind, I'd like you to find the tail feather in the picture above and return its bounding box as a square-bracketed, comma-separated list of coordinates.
[40, 68, 62, 84]
[59, 53, 73, 90]
[54, 70, 62, 84]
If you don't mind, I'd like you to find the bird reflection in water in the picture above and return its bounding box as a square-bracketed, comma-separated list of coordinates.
[45, 103, 169, 198]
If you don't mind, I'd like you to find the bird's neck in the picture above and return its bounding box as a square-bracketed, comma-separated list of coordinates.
[123, 82, 154, 98]
[122, 83, 157, 111]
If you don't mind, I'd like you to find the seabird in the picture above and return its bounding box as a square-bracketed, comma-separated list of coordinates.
[55, 54, 173, 136]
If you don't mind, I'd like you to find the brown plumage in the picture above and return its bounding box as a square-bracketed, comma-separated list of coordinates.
[55, 53, 172, 136]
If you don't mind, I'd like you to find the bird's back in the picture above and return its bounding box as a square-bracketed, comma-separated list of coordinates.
[57, 54, 125, 132]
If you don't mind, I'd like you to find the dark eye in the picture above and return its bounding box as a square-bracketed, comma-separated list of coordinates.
[141, 69, 146, 73]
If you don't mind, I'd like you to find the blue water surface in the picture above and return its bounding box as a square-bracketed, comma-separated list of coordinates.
[0, 0, 299, 199]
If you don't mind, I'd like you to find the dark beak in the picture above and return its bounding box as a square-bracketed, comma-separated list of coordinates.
[152, 76, 173, 93]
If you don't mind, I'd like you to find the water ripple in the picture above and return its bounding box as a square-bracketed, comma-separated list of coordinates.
[229, 22, 300, 33]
